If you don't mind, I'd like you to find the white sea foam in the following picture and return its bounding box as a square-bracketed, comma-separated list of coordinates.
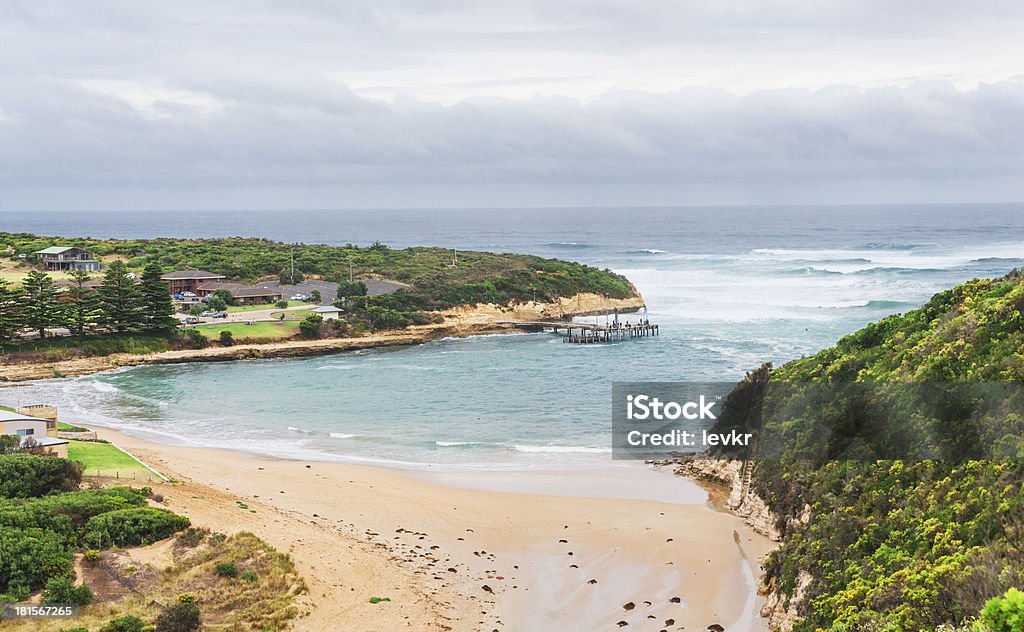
[512, 445, 612, 454]
[329, 432, 356, 439]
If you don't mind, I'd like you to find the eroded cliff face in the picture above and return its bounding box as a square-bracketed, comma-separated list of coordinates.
[440, 291, 646, 322]
[672, 459, 809, 631]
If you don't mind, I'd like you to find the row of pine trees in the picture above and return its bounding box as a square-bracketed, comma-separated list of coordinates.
[0, 260, 178, 341]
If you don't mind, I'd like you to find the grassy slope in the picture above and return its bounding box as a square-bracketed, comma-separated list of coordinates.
[68, 440, 156, 480]
[754, 269, 1024, 630]
[2, 531, 306, 631]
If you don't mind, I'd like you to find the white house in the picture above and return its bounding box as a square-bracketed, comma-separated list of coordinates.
[0, 409, 69, 457]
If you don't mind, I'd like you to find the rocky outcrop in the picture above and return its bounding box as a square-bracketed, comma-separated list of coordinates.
[759, 571, 810, 632]
[672, 459, 781, 541]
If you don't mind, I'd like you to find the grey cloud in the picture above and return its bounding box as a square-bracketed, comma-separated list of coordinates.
[2, 78, 1021, 185]
[0, 1, 1022, 208]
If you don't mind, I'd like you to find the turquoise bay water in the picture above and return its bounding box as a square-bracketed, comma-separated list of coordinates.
[5, 205, 1024, 468]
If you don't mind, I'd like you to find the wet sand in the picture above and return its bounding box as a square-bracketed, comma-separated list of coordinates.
[95, 427, 775, 631]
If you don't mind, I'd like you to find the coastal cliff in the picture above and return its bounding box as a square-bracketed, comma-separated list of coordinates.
[676, 268, 1024, 630]
[672, 459, 801, 631]
[0, 291, 645, 383]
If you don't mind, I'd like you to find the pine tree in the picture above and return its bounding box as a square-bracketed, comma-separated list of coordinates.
[21, 270, 62, 339]
[139, 260, 178, 334]
[0, 279, 25, 342]
[97, 260, 144, 332]
[65, 269, 100, 336]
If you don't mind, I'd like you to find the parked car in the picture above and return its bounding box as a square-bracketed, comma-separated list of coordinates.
[289, 294, 308, 301]
[212, 311, 228, 318]
[182, 316, 200, 325]
[173, 293, 185, 301]
[183, 291, 197, 297]
[200, 311, 215, 317]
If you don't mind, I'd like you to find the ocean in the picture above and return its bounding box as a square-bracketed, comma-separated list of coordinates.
[3, 205, 1024, 469]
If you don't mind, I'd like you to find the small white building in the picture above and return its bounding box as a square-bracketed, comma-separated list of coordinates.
[311, 305, 344, 321]
[0, 409, 69, 457]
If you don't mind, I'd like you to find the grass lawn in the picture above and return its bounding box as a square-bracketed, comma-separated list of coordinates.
[190, 320, 300, 340]
[279, 308, 314, 320]
[68, 440, 160, 481]
[226, 300, 306, 313]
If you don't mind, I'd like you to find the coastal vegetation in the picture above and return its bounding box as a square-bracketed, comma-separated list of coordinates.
[709, 268, 1024, 630]
[0, 449, 305, 630]
[0, 232, 636, 364]
[0, 232, 634, 308]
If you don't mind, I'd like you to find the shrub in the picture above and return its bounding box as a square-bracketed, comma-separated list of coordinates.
[240, 570, 258, 583]
[274, 299, 289, 309]
[84, 508, 190, 549]
[214, 562, 238, 578]
[83, 550, 100, 566]
[981, 587, 1024, 632]
[155, 600, 201, 632]
[41, 576, 93, 606]
[180, 329, 208, 349]
[207, 295, 228, 312]
[218, 330, 234, 346]
[298, 313, 323, 339]
[0, 527, 73, 594]
[176, 527, 207, 548]
[100, 615, 145, 632]
[0, 455, 83, 498]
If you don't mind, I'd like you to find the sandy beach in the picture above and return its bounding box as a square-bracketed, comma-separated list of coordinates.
[92, 427, 775, 632]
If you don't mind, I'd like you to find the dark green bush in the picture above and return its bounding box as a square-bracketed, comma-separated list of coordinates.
[0, 455, 83, 498]
[84, 508, 190, 549]
[240, 570, 258, 583]
[298, 313, 322, 339]
[214, 562, 238, 578]
[41, 576, 93, 606]
[180, 329, 208, 349]
[155, 599, 201, 632]
[99, 615, 146, 632]
[0, 487, 149, 543]
[0, 526, 73, 594]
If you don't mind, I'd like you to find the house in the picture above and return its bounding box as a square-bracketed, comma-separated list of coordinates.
[0, 408, 68, 458]
[34, 246, 101, 272]
[196, 281, 283, 305]
[311, 305, 344, 320]
[160, 269, 227, 295]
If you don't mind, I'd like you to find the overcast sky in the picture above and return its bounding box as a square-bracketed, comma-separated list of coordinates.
[1, 0, 1022, 210]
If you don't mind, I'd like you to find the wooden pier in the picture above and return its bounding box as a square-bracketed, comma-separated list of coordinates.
[497, 319, 659, 344]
